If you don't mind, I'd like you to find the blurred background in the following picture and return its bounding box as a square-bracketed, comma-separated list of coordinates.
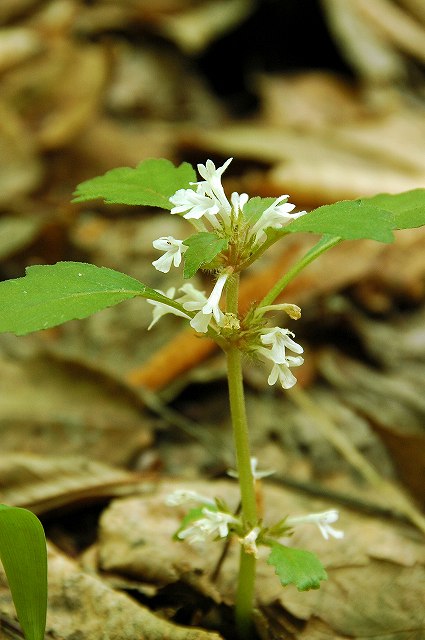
[1, 1, 425, 638]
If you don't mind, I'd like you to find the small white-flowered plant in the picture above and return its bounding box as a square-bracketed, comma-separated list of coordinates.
[58, 154, 387, 634]
[4, 141, 421, 637]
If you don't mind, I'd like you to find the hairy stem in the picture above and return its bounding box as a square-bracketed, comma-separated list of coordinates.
[226, 273, 258, 636]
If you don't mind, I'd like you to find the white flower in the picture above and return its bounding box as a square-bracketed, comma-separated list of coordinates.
[176, 283, 208, 311]
[239, 527, 261, 558]
[189, 272, 229, 333]
[260, 327, 304, 364]
[147, 288, 190, 330]
[169, 188, 221, 228]
[165, 489, 216, 508]
[230, 191, 249, 219]
[228, 456, 275, 480]
[152, 236, 188, 273]
[249, 195, 307, 244]
[194, 158, 233, 219]
[257, 326, 304, 389]
[266, 355, 304, 389]
[177, 508, 240, 544]
[287, 509, 344, 541]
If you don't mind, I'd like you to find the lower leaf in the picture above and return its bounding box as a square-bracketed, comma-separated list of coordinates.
[267, 541, 327, 591]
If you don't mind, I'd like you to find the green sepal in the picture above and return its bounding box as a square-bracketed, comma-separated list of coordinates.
[267, 541, 328, 591]
[0, 505, 47, 640]
[72, 158, 196, 209]
[365, 188, 425, 230]
[0, 262, 184, 336]
[183, 232, 228, 278]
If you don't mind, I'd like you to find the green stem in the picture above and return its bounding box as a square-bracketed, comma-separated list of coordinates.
[258, 235, 342, 308]
[226, 273, 258, 636]
[235, 548, 256, 638]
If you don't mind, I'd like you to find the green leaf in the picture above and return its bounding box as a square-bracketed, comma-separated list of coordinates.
[267, 542, 327, 591]
[183, 232, 228, 278]
[0, 505, 47, 640]
[72, 158, 196, 209]
[243, 197, 277, 224]
[0, 262, 183, 336]
[365, 188, 425, 230]
[287, 199, 395, 243]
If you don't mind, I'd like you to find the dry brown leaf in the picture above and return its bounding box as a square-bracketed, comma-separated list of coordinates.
[0, 0, 41, 25]
[155, 0, 254, 55]
[0, 453, 147, 515]
[0, 27, 44, 73]
[184, 118, 425, 204]
[321, 0, 408, 82]
[0, 544, 223, 640]
[0, 100, 43, 206]
[0, 352, 152, 465]
[0, 215, 44, 260]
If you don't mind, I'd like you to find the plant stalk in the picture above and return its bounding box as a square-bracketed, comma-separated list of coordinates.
[226, 273, 258, 636]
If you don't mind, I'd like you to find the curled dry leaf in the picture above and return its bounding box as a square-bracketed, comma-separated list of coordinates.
[0, 453, 145, 516]
[0, 353, 152, 466]
[0, 0, 41, 25]
[0, 27, 44, 73]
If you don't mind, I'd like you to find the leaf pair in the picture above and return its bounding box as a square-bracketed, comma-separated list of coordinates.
[72, 158, 425, 243]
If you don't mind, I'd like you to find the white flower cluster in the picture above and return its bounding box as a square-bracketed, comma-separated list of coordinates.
[164, 158, 306, 244]
[166, 489, 240, 545]
[258, 326, 304, 390]
[150, 158, 307, 277]
[147, 158, 308, 388]
[177, 508, 240, 544]
[166, 487, 344, 550]
[168, 158, 306, 240]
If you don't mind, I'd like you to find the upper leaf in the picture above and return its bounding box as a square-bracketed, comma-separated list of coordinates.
[286, 200, 394, 243]
[0, 505, 47, 640]
[0, 262, 182, 336]
[183, 232, 228, 278]
[72, 158, 196, 209]
[267, 541, 328, 591]
[365, 188, 425, 230]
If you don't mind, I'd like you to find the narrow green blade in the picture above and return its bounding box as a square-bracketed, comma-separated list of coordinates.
[0, 505, 47, 640]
